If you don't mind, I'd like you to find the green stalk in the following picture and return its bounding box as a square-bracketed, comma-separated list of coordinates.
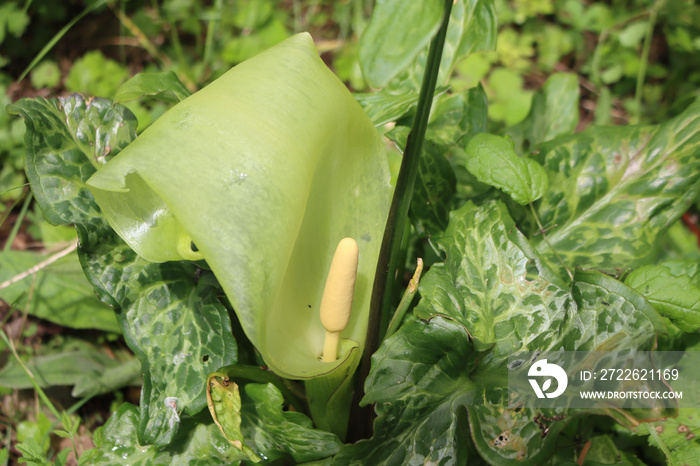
[351, 0, 453, 439]
[0, 330, 61, 420]
[363, 0, 452, 364]
[2, 192, 31, 255]
[385, 258, 423, 338]
[633, 0, 665, 124]
[19, 0, 109, 81]
[203, 0, 223, 68]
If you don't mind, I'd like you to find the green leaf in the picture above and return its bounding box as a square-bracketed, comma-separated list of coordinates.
[417, 201, 664, 354]
[414, 201, 570, 353]
[340, 201, 665, 464]
[376, 0, 497, 93]
[570, 269, 666, 349]
[77, 226, 238, 446]
[0, 343, 138, 394]
[65, 51, 129, 98]
[78, 404, 159, 465]
[7, 96, 137, 226]
[85, 33, 391, 381]
[354, 88, 421, 126]
[79, 403, 247, 465]
[30, 61, 61, 89]
[85, 387, 339, 466]
[507, 73, 580, 153]
[10, 94, 237, 447]
[15, 439, 51, 466]
[61, 411, 80, 436]
[408, 141, 456, 236]
[428, 85, 489, 144]
[206, 373, 345, 463]
[240, 383, 343, 463]
[206, 375, 344, 463]
[661, 260, 700, 285]
[0, 250, 120, 333]
[464, 133, 548, 205]
[359, 0, 444, 88]
[0, 2, 29, 42]
[625, 264, 700, 332]
[53, 449, 71, 466]
[17, 412, 52, 455]
[467, 403, 567, 465]
[638, 337, 700, 463]
[618, 21, 648, 48]
[534, 100, 700, 272]
[71, 357, 142, 397]
[355, 85, 448, 127]
[446, 0, 497, 80]
[582, 435, 645, 465]
[206, 374, 261, 462]
[385, 126, 458, 238]
[114, 72, 191, 104]
[336, 316, 565, 465]
[334, 317, 477, 465]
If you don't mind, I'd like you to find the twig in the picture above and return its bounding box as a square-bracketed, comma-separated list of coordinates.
[0, 240, 79, 291]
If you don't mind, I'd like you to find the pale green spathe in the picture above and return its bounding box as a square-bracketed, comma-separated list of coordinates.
[87, 33, 392, 379]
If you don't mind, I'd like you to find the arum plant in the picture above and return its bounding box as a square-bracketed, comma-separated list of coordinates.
[85, 33, 391, 435]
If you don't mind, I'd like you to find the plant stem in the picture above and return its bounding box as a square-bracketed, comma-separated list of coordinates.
[385, 258, 423, 338]
[19, 0, 109, 82]
[1, 191, 32, 255]
[366, 0, 452, 356]
[203, 0, 223, 68]
[351, 0, 453, 441]
[0, 330, 62, 420]
[633, 0, 665, 124]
